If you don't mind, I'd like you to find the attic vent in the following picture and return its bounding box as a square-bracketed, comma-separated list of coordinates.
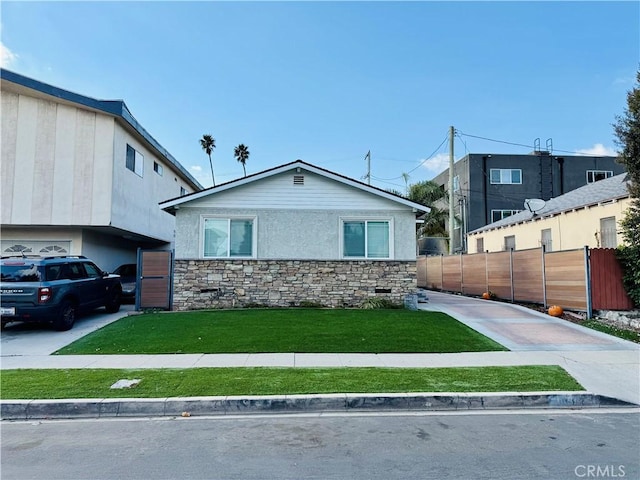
[293, 175, 304, 185]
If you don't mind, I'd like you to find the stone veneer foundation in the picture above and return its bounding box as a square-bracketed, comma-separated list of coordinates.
[173, 259, 417, 310]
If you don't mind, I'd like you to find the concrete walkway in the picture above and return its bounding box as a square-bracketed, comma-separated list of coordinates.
[1, 292, 639, 405]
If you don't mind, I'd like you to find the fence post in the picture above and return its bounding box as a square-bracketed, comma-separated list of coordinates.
[509, 248, 514, 303]
[485, 250, 489, 294]
[584, 246, 593, 319]
[440, 254, 444, 290]
[460, 252, 464, 295]
[541, 245, 547, 308]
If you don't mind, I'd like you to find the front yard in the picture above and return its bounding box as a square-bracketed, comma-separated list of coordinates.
[1, 309, 587, 399]
[55, 309, 508, 355]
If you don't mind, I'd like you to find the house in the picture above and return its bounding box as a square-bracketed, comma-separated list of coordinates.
[160, 160, 430, 309]
[1, 69, 202, 271]
[466, 173, 630, 253]
[429, 151, 626, 252]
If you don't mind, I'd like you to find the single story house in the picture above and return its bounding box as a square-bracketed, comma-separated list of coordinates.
[160, 160, 430, 309]
[467, 173, 630, 253]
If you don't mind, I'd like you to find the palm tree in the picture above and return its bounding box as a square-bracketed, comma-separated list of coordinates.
[407, 180, 449, 237]
[234, 144, 250, 177]
[199, 134, 216, 186]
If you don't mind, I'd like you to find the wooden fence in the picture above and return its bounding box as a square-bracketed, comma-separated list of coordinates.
[418, 247, 634, 315]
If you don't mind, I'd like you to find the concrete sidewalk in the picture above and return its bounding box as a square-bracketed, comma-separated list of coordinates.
[1, 292, 639, 417]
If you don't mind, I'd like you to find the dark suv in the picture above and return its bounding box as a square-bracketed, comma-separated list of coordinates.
[0, 255, 122, 331]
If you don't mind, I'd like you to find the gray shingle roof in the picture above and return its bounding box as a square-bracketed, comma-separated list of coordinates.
[469, 173, 630, 234]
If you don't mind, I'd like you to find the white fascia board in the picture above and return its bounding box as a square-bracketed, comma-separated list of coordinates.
[160, 160, 431, 213]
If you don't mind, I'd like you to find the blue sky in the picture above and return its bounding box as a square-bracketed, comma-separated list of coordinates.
[2, 1, 638, 190]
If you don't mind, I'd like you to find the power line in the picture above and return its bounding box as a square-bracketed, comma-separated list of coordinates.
[372, 132, 450, 181]
[456, 130, 616, 157]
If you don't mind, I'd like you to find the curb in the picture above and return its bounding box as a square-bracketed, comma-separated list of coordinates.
[1, 392, 636, 420]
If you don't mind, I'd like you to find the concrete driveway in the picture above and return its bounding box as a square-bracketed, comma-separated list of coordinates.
[419, 291, 640, 404]
[1, 305, 134, 357]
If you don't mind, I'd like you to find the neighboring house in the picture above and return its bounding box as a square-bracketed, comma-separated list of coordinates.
[466, 173, 630, 253]
[1, 69, 202, 271]
[160, 160, 430, 310]
[429, 151, 625, 252]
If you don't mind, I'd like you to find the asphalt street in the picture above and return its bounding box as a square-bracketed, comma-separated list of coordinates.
[2, 410, 638, 480]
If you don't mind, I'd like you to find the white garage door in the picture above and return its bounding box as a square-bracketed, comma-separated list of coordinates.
[1, 241, 71, 256]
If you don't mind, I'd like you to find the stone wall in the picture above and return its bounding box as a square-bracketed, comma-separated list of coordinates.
[173, 259, 417, 310]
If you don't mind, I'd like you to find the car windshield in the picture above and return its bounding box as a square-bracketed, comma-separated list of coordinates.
[0, 264, 43, 282]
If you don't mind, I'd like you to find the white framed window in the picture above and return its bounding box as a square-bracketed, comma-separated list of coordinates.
[341, 218, 392, 259]
[180, 187, 187, 196]
[126, 144, 144, 177]
[453, 175, 460, 192]
[490, 169, 522, 184]
[587, 170, 613, 183]
[491, 209, 521, 223]
[504, 235, 516, 251]
[153, 161, 163, 176]
[599, 216, 617, 248]
[541, 228, 552, 252]
[202, 217, 255, 258]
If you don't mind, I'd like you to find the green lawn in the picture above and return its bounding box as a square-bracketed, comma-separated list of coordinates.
[55, 309, 507, 355]
[0, 366, 583, 399]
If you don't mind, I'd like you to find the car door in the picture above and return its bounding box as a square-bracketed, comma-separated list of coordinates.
[81, 262, 106, 309]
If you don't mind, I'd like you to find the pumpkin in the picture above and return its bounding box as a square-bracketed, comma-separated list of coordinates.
[482, 292, 491, 300]
[548, 305, 563, 317]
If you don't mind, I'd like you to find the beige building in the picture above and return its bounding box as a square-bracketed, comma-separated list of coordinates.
[1, 69, 201, 271]
[467, 174, 630, 253]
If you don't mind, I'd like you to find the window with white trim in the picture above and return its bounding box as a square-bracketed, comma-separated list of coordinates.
[504, 235, 516, 251]
[203, 218, 254, 258]
[153, 161, 163, 176]
[490, 169, 522, 184]
[453, 175, 460, 192]
[491, 209, 521, 223]
[342, 219, 391, 259]
[126, 144, 144, 177]
[587, 170, 613, 183]
[599, 216, 617, 248]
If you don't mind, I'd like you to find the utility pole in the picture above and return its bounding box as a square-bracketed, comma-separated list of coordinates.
[448, 126, 455, 255]
[365, 150, 371, 185]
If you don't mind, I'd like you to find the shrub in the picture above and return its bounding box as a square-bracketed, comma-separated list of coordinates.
[617, 245, 640, 307]
[360, 297, 403, 310]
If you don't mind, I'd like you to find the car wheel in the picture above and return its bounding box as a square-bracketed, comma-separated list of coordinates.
[54, 300, 76, 331]
[105, 289, 122, 313]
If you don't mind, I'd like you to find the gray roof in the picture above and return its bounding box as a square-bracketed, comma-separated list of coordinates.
[469, 173, 630, 234]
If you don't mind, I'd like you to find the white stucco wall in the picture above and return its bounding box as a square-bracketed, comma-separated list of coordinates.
[0, 90, 115, 226]
[110, 124, 190, 242]
[175, 207, 418, 260]
[467, 198, 630, 253]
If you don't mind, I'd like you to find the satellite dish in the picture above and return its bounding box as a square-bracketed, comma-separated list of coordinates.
[524, 198, 546, 214]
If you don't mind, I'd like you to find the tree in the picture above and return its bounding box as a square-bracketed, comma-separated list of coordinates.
[234, 144, 250, 177]
[407, 180, 449, 237]
[613, 69, 640, 305]
[199, 134, 216, 187]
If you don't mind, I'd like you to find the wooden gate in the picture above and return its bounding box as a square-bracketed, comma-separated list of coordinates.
[136, 249, 173, 310]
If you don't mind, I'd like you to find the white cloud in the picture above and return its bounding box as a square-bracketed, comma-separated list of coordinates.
[189, 165, 213, 188]
[0, 41, 18, 68]
[576, 143, 618, 157]
[420, 153, 450, 178]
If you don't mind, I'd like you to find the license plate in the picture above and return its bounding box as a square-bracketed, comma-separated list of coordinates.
[1, 307, 16, 316]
